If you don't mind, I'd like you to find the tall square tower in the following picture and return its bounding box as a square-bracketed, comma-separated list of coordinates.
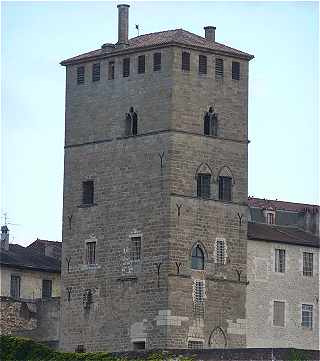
[60, 4, 254, 352]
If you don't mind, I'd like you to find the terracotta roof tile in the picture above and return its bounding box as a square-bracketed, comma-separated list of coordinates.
[248, 197, 319, 213]
[61, 28, 254, 65]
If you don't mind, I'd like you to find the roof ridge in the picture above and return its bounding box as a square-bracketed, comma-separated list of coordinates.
[248, 197, 319, 208]
[129, 28, 183, 41]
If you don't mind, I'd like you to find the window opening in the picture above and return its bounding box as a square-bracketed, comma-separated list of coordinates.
[82, 181, 94, 205]
[218, 176, 232, 201]
[204, 107, 218, 136]
[215, 239, 226, 265]
[126, 107, 138, 136]
[232, 61, 240, 80]
[92, 63, 100, 82]
[133, 341, 146, 350]
[303, 252, 313, 276]
[42, 279, 52, 298]
[10, 275, 21, 299]
[275, 249, 285, 273]
[193, 279, 205, 317]
[197, 174, 211, 199]
[138, 55, 145, 74]
[153, 52, 161, 71]
[123, 58, 130, 77]
[188, 340, 204, 349]
[215, 58, 224, 79]
[182, 52, 190, 71]
[86, 241, 96, 265]
[77, 66, 85, 84]
[108, 61, 115, 80]
[302, 304, 313, 328]
[273, 301, 285, 326]
[131, 236, 141, 261]
[266, 212, 275, 225]
[199, 55, 207, 74]
[191, 245, 205, 270]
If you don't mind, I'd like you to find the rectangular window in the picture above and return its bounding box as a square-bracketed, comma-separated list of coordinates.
[193, 280, 205, 316]
[131, 236, 141, 261]
[108, 61, 115, 80]
[199, 55, 207, 74]
[302, 304, 313, 328]
[216, 239, 226, 265]
[86, 241, 96, 265]
[10, 275, 21, 299]
[133, 341, 145, 350]
[197, 174, 211, 199]
[273, 301, 285, 326]
[188, 340, 204, 350]
[123, 58, 130, 77]
[42, 279, 52, 298]
[82, 180, 94, 205]
[215, 58, 224, 79]
[92, 63, 100, 82]
[77, 66, 85, 84]
[182, 51, 190, 71]
[303, 252, 313, 276]
[275, 249, 286, 273]
[138, 55, 145, 74]
[232, 61, 240, 80]
[218, 176, 232, 201]
[153, 52, 161, 71]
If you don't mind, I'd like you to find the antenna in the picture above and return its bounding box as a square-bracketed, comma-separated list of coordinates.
[1, 212, 20, 227]
[135, 24, 140, 36]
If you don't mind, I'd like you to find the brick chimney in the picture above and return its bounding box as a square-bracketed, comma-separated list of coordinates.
[204, 26, 216, 42]
[1, 225, 9, 251]
[117, 4, 130, 46]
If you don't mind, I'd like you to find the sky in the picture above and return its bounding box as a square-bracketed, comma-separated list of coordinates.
[1, 0, 319, 246]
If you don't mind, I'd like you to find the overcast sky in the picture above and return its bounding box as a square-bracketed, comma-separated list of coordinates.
[1, 1, 319, 246]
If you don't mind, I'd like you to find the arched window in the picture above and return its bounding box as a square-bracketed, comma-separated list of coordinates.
[126, 107, 138, 136]
[204, 107, 218, 136]
[191, 245, 205, 270]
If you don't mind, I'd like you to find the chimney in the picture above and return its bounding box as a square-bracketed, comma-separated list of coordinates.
[1, 225, 9, 251]
[117, 4, 130, 46]
[204, 26, 216, 42]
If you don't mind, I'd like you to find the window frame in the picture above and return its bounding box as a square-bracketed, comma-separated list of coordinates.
[85, 241, 97, 265]
[131, 236, 142, 262]
[108, 61, 115, 80]
[191, 245, 205, 270]
[181, 51, 190, 71]
[198, 55, 207, 74]
[273, 300, 285, 327]
[77, 66, 85, 84]
[215, 238, 226, 265]
[197, 173, 211, 199]
[218, 176, 232, 202]
[138, 55, 146, 74]
[10, 274, 21, 299]
[123, 58, 130, 77]
[266, 212, 275, 225]
[92, 63, 100, 82]
[187, 340, 204, 350]
[232, 61, 240, 80]
[153, 52, 161, 71]
[275, 248, 286, 273]
[42, 279, 53, 299]
[303, 252, 313, 277]
[301, 304, 313, 329]
[82, 180, 94, 205]
[215, 58, 224, 79]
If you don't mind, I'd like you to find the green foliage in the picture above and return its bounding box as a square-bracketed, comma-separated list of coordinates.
[0, 336, 193, 361]
[288, 349, 309, 361]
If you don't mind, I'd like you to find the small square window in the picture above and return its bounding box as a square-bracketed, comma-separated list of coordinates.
[108, 61, 115, 80]
[303, 252, 313, 276]
[123, 58, 130, 77]
[199, 55, 207, 74]
[138, 55, 145, 74]
[275, 249, 285, 273]
[218, 176, 232, 202]
[302, 304, 313, 328]
[232, 61, 240, 80]
[153, 52, 161, 71]
[182, 52, 190, 71]
[82, 181, 94, 205]
[273, 301, 285, 327]
[215, 58, 224, 79]
[197, 174, 211, 199]
[86, 241, 96, 265]
[188, 340, 204, 350]
[42, 279, 52, 298]
[77, 66, 85, 84]
[92, 63, 100, 82]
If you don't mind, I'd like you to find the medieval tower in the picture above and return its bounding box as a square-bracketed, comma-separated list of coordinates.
[60, 4, 254, 352]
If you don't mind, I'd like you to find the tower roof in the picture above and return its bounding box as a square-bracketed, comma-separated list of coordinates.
[60, 28, 254, 66]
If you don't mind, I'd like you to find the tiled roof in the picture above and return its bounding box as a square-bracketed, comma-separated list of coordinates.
[61, 28, 254, 65]
[248, 222, 320, 248]
[0, 244, 61, 273]
[248, 197, 319, 213]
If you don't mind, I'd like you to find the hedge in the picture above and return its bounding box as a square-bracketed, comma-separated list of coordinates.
[0, 336, 192, 361]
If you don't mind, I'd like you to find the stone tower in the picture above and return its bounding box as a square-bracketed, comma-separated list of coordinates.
[60, 4, 254, 352]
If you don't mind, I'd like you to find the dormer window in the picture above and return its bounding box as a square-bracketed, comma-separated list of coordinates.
[266, 212, 275, 225]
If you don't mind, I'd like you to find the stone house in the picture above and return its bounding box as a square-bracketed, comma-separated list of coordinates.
[59, 3, 319, 353]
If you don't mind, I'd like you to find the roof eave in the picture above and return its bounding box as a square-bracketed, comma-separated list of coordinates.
[0, 262, 61, 273]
